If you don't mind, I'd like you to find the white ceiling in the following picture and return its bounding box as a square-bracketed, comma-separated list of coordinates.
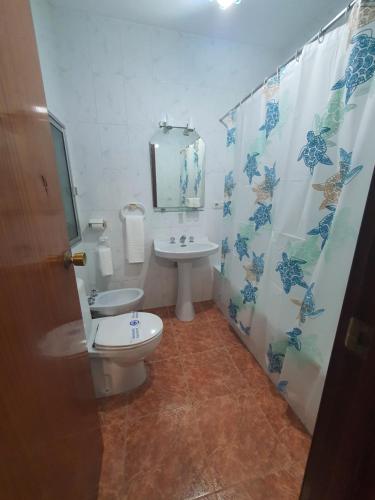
[51, 0, 350, 54]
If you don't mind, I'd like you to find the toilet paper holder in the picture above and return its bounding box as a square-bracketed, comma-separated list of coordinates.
[88, 218, 107, 230]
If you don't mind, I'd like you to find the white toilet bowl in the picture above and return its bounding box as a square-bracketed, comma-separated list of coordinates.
[90, 287, 144, 316]
[76, 278, 162, 397]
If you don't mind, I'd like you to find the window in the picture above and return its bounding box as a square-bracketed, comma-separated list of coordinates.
[49, 113, 81, 245]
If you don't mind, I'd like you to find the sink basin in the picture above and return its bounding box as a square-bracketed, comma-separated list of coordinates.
[154, 239, 219, 321]
[154, 240, 219, 261]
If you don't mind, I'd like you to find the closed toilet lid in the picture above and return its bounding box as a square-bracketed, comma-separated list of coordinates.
[94, 312, 163, 349]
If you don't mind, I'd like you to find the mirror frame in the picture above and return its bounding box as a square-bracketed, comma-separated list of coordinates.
[150, 142, 159, 208]
[149, 125, 205, 211]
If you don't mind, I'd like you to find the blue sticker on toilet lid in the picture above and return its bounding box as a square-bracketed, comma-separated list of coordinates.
[130, 319, 140, 327]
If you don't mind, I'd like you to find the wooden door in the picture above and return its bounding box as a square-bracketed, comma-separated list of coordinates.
[300, 168, 375, 499]
[0, 1, 102, 499]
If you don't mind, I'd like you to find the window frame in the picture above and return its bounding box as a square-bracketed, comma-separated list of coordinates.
[49, 112, 82, 246]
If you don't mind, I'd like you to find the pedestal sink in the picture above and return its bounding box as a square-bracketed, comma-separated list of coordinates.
[154, 239, 219, 321]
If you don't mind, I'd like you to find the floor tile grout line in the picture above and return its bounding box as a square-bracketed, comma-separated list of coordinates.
[224, 338, 258, 385]
[189, 397, 220, 498]
[178, 343, 197, 410]
[98, 302, 310, 499]
[219, 335, 308, 463]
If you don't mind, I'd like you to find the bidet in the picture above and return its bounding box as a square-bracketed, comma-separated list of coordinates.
[89, 288, 144, 316]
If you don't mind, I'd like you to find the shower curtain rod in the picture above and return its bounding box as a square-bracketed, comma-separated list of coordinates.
[219, 0, 358, 125]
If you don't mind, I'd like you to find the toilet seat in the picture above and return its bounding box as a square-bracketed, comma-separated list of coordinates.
[94, 312, 163, 351]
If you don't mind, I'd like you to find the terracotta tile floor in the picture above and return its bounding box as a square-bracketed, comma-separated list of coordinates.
[97, 301, 311, 500]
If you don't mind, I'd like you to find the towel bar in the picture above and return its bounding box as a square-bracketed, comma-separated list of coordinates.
[120, 202, 146, 220]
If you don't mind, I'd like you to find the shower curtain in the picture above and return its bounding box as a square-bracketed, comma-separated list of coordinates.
[220, 0, 375, 433]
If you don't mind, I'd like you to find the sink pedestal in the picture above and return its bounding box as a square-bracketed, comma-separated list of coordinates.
[154, 239, 219, 322]
[175, 261, 195, 321]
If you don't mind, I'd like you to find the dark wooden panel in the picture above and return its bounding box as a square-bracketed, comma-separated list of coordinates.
[301, 169, 375, 499]
[0, 1, 102, 498]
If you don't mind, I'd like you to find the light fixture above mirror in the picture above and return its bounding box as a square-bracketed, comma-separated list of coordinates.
[211, 0, 242, 10]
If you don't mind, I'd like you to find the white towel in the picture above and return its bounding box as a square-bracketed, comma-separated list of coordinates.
[186, 197, 201, 208]
[125, 215, 145, 263]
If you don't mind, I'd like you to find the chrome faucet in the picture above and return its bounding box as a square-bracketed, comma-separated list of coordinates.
[179, 234, 187, 245]
[170, 236, 176, 244]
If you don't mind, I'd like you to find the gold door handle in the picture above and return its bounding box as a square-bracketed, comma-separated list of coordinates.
[64, 250, 87, 268]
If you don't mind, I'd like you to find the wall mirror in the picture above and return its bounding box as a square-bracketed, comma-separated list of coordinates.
[150, 125, 205, 210]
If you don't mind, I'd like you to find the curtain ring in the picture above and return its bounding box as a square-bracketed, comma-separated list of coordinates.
[295, 49, 301, 62]
[277, 66, 280, 82]
[318, 27, 324, 43]
[345, 3, 351, 19]
[264, 76, 268, 87]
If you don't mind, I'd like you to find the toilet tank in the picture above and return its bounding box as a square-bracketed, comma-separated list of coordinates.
[76, 278, 93, 341]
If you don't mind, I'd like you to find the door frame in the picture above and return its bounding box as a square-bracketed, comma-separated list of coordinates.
[301, 167, 375, 499]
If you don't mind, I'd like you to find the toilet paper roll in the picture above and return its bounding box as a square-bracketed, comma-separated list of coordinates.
[186, 197, 201, 208]
[88, 218, 106, 230]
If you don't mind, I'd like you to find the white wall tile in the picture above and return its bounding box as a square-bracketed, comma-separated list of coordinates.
[60, 69, 97, 123]
[93, 74, 127, 124]
[89, 15, 124, 75]
[122, 22, 154, 81]
[31, 0, 281, 307]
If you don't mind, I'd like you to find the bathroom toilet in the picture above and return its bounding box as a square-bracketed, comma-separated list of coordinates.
[90, 287, 144, 316]
[76, 278, 163, 397]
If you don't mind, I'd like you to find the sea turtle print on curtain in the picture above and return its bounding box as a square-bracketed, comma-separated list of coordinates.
[336, 148, 364, 188]
[263, 164, 280, 196]
[223, 201, 232, 217]
[267, 345, 285, 374]
[244, 152, 261, 184]
[252, 163, 280, 202]
[348, 1, 375, 42]
[307, 205, 336, 249]
[259, 101, 280, 138]
[332, 29, 375, 103]
[275, 252, 308, 294]
[243, 252, 265, 282]
[239, 321, 251, 335]
[224, 171, 236, 197]
[228, 299, 239, 323]
[219, 1, 375, 434]
[291, 283, 325, 323]
[221, 237, 230, 273]
[313, 87, 357, 139]
[234, 233, 250, 261]
[241, 281, 258, 304]
[277, 380, 289, 394]
[286, 327, 302, 351]
[226, 127, 236, 147]
[298, 128, 333, 174]
[312, 148, 363, 209]
[249, 202, 272, 231]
